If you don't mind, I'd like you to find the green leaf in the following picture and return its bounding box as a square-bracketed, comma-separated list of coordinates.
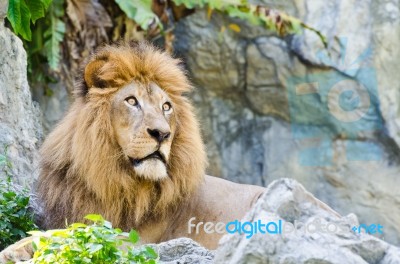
[103, 220, 113, 229]
[129, 230, 139, 244]
[3, 192, 16, 199]
[26, 1, 45, 23]
[87, 243, 103, 254]
[7, 0, 32, 40]
[19, 0, 32, 41]
[42, 0, 53, 10]
[84, 214, 105, 223]
[7, 0, 22, 36]
[43, 0, 65, 71]
[144, 246, 158, 259]
[115, 0, 158, 30]
[69, 223, 87, 229]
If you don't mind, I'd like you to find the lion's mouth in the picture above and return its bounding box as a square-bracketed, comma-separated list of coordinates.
[129, 151, 166, 167]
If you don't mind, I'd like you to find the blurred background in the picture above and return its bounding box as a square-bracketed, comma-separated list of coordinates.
[1, 0, 400, 246]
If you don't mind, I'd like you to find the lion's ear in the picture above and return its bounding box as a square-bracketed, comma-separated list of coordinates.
[84, 57, 108, 88]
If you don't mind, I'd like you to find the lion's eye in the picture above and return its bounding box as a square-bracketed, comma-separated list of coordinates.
[162, 102, 172, 112]
[126, 96, 138, 106]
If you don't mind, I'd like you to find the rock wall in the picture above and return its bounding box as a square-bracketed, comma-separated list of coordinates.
[0, 16, 43, 186]
[173, 0, 400, 245]
[31, 82, 70, 134]
[215, 178, 400, 263]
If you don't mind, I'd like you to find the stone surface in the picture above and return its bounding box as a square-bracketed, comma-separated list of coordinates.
[214, 178, 400, 264]
[0, 23, 43, 186]
[0, 0, 7, 21]
[31, 82, 71, 134]
[154, 238, 214, 264]
[173, 0, 400, 246]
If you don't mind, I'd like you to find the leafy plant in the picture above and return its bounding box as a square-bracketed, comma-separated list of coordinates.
[115, 0, 160, 31]
[27, 214, 158, 264]
[6, 0, 52, 41]
[6, 0, 65, 86]
[0, 147, 37, 251]
[24, 0, 65, 87]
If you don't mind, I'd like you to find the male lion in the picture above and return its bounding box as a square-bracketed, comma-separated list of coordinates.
[0, 42, 265, 262]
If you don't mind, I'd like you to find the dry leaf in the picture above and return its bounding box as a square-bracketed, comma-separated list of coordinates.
[228, 23, 241, 32]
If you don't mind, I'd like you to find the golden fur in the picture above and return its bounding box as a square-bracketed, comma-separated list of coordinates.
[37, 42, 207, 230]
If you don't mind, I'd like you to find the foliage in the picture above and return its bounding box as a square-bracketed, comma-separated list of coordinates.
[0, 147, 37, 251]
[5, 0, 326, 88]
[6, 0, 51, 41]
[27, 214, 158, 264]
[115, 0, 159, 31]
[6, 0, 65, 86]
[42, 0, 66, 71]
[115, 0, 326, 46]
[24, 0, 65, 88]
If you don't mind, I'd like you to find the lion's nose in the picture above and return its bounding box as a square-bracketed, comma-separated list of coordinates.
[147, 128, 171, 143]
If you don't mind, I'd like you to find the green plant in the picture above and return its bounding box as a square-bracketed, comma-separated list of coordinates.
[25, 0, 65, 88]
[115, 0, 160, 31]
[0, 147, 37, 251]
[6, 0, 64, 87]
[6, 0, 52, 41]
[28, 214, 158, 264]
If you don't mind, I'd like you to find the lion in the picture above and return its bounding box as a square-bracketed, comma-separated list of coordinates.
[0, 42, 265, 263]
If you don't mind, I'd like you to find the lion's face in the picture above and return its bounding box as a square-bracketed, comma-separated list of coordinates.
[111, 81, 176, 180]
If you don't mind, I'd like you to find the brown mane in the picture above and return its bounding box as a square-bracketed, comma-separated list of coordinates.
[37, 42, 207, 230]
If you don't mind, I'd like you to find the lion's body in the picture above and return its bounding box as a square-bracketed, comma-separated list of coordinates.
[149, 175, 265, 249]
[0, 42, 265, 263]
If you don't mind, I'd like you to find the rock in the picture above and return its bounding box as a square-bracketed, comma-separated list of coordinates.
[173, 0, 400, 245]
[0, 0, 7, 21]
[214, 178, 400, 264]
[0, 23, 43, 186]
[154, 238, 214, 264]
[31, 82, 71, 134]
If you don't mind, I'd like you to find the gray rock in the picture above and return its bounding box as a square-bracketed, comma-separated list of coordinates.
[0, 23, 43, 186]
[0, 0, 7, 21]
[31, 82, 71, 134]
[154, 238, 214, 264]
[214, 178, 400, 264]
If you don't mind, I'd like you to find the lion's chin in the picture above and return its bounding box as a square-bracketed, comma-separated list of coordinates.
[133, 159, 168, 180]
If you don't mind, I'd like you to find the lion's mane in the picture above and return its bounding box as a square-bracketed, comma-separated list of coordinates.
[37, 42, 207, 230]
